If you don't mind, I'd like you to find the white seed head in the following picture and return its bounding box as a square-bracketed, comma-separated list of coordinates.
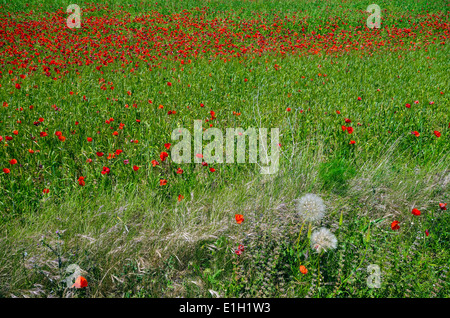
[311, 227, 337, 253]
[297, 193, 326, 222]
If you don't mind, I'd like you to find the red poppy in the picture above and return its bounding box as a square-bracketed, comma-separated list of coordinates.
[40, 132, 48, 137]
[13, 130, 18, 135]
[349, 140, 356, 145]
[164, 143, 171, 150]
[235, 214, 244, 224]
[209, 168, 216, 172]
[405, 103, 411, 108]
[151, 160, 159, 167]
[411, 131, 420, 137]
[15, 83, 21, 89]
[238, 244, 245, 251]
[72, 276, 88, 288]
[38, 117, 44, 122]
[42, 188, 49, 194]
[3, 168, 10, 174]
[425, 229, 429, 237]
[176, 167, 183, 174]
[160, 179, 167, 186]
[439, 203, 447, 210]
[357, 97, 362, 101]
[336, 110, 341, 114]
[345, 118, 351, 123]
[96, 152, 104, 157]
[167, 82, 172, 86]
[286, 107, 291, 112]
[347, 127, 354, 134]
[391, 220, 400, 230]
[160, 151, 169, 162]
[202, 162, 208, 166]
[59, 136, 66, 142]
[341, 125, 347, 132]
[101, 167, 110, 175]
[78, 176, 85, 186]
[133, 165, 139, 171]
[178, 194, 184, 201]
[299, 265, 308, 275]
[9, 159, 17, 165]
[87, 137, 93, 142]
[55, 131, 62, 136]
[434, 131, 441, 138]
[112, 131, 118, 136]
[235, 249, 242, 255]
[115, 149, 123, 155]
[412, 208, 421, 216]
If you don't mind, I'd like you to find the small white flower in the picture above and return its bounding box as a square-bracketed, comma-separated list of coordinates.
[310, 227, 337, 253]
[296, 193, 326, 222]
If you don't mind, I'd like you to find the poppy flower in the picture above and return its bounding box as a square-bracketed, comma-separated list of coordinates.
[87, 137, 93, 142]
[40, 132, 48, 137]
[0, 136, 2, 142]
[15, 83, 21, 89]
[336, 110, 341, 114]
[13, 130, 18, 135]
[411, 131, 420, 137]
[160, 151, 169, 162]
[42, 188, 49, 194]
[425, 229, 429, 237]
[349, 140, 356, 144]
[439, 203, 447, 210]
[286, 107, 291, 112]
[357, 97, 362, 101]
[59, 136, 66, 142]
[164, 143, 171, 150]
[167, 82, 172, 86]
[178, 194, 184, 201]
[201, 162, 208, 166]
[345, 118, 351, 123]
[235, 214, 244, 224]
[209, 168, 216, 172]
[101, 167, 110, 175]
[238, 244, 245, 251]
[151, 160, 159, 167]
[28, 149, 34, 154]
[86, 158, 92, 163]
[235, 249, 242, 255]
[412, 208, 421, 216]
[405, 103, 411, 108]
[299, 265, 308, 275]
[176, 167, 183, 174]
[434, 131, 441, 138]
[78, 176, 85, 186]
[96, 152, 104, 157]
[347, 127, 354, 134]
[9, 159, 17, 165]
[55, 131, 62, 136]
[3, 168, 10, 174]
[391, 220, 400, 230]
[341, 125, 347, 132]
[160, 179, 167, 186]
[113, 131, 118, 136]
[72, 276, 88, 289]
[115, 149, 123, 155]
[38, 117, 44, 122]
[133, 165, 139, 171]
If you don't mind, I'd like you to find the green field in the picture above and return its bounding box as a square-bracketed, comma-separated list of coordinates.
[0, 0, 449, 298]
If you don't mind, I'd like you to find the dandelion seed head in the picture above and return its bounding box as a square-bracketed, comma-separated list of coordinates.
[297, 193, 326, 222]
[310, 227, 337, 253]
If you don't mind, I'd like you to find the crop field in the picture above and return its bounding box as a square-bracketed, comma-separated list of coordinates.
[0, 0, 449, 298]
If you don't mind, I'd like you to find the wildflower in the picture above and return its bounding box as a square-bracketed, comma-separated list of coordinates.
[160, 179, 167, 186]
[10, 159, 17, 165]
[133, 165, 139, 171]
[178, 194, 184, 201]
[411, 131, 420, 137]
[391, 220, 400, 230]
[425, 229, 429, 237]
[160, 151, 169, 162]
[412, 208, 421, 216]
[78, 176, 85, 186]
[42, 188, 50, 194]
[164, 143, 171, 150]
[296, 193, 326, 223]
[235, 214, 244, 224]
[3, 168, 10, 174]
[434, 131, 441, 138]
[235, 249, 242, 255]
[405, 103, 411, 108]
[151, 160, 159, 167]
[72, 276, 88, 288]
[209, 168, 216, 172]
[87, 137, 93, 142]
[101, 167, 110, 175]
[310, 227, 337, 253]
[299, 265, 308, 274]
[176, 167, 183, 174]
[439, 203, 447, 210]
